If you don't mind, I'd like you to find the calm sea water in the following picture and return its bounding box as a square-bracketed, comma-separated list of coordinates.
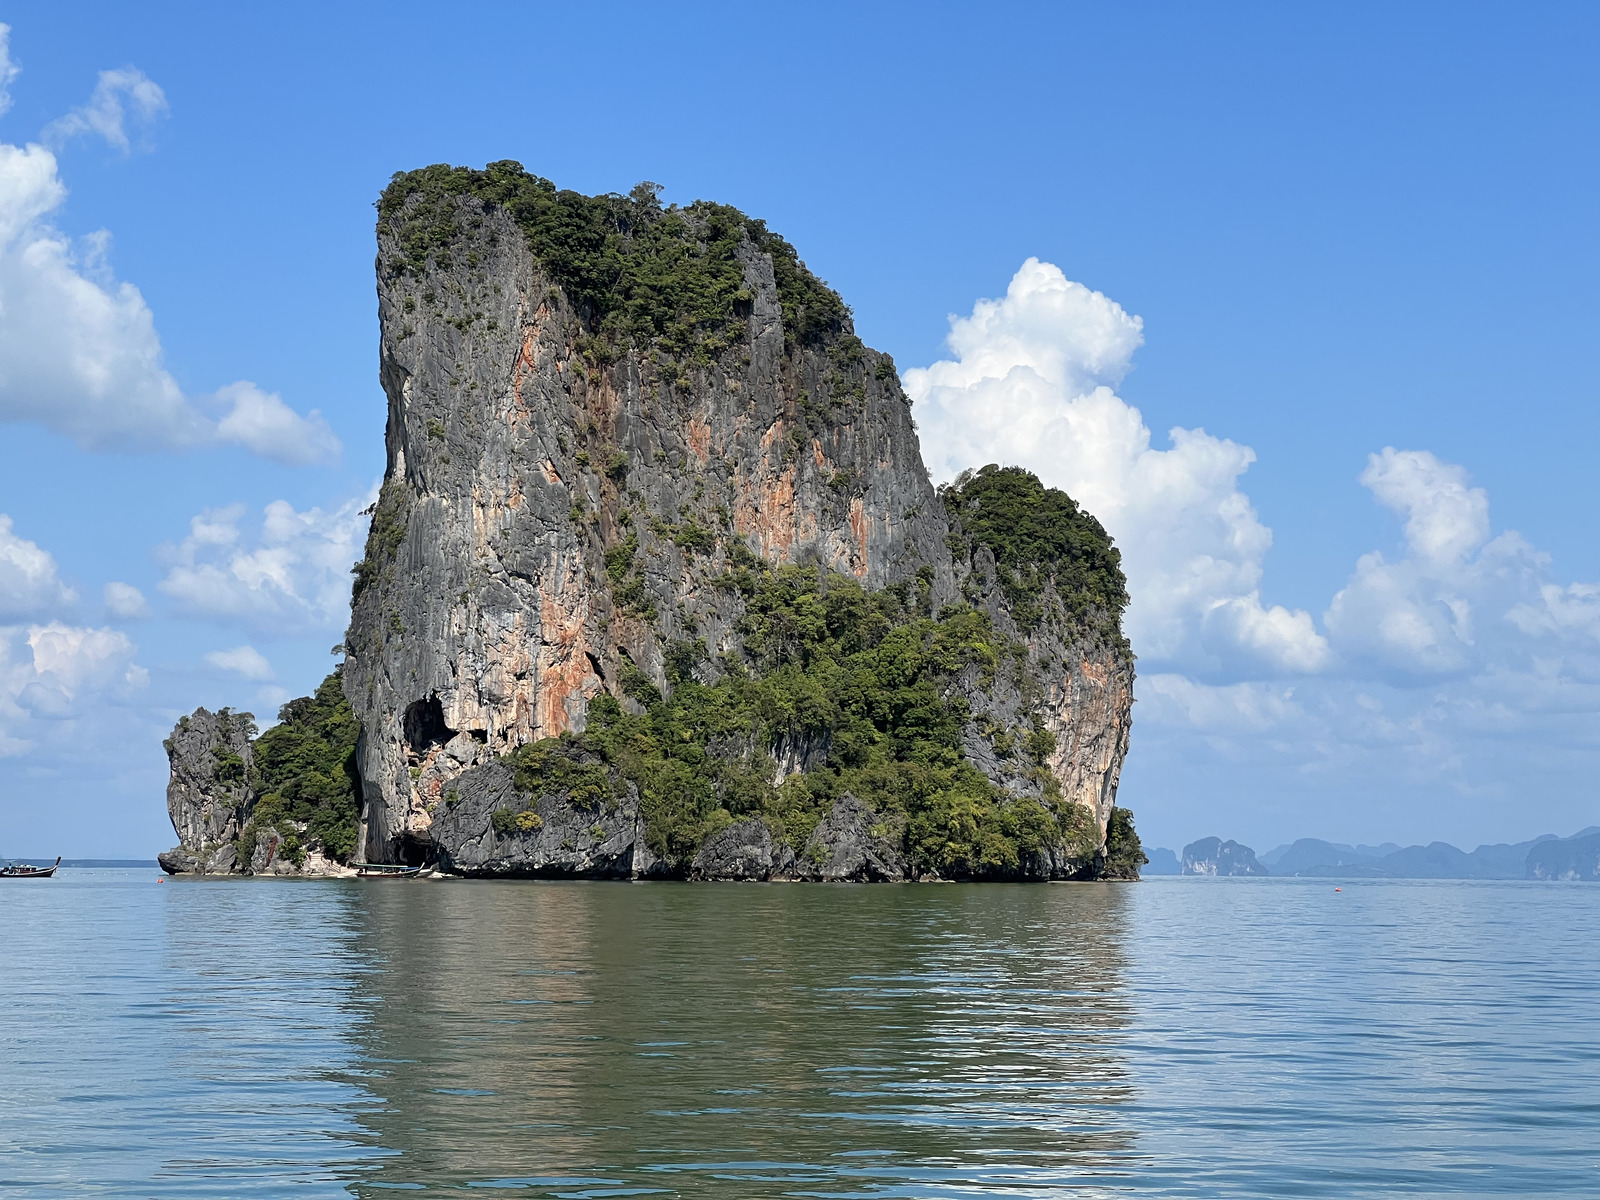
[2, 872, 1597, 1197]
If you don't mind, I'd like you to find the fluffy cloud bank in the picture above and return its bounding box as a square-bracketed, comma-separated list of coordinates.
[159, 492, 373, 634]
[103, 581, 148, 619]
[0, 621, 148, 752]
[906, 258, 1328, 679]
[0, 513, 75, 619]
[0, 508, 149, 753]
[0, 30, 338, 463]
[907, 260, 1600, 844]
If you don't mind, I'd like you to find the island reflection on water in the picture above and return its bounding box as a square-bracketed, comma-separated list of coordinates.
[338, 881, 1138, 1195]
[8, 872, 1600, 1196]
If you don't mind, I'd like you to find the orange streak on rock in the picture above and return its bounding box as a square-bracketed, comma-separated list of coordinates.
[754, 465, 799, 561]
[534, 564, 602, 739]
[848, 496, 870, 579]
[687, 417, 712, 466]
[508, 307, 548, 434]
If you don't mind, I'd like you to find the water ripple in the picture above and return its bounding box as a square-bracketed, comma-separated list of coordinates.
[2, 873, 1598, 1195]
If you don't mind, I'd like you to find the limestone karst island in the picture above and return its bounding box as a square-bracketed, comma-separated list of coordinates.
[158, 162, 1143, 882]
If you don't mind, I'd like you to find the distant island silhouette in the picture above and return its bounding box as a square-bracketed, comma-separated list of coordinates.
[1142, 828, 1600, 879]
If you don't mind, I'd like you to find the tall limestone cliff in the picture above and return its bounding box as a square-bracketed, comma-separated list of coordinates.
[341, 163, 1138, 880]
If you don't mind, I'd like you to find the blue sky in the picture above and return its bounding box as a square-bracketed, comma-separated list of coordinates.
[1, 2, 1598, 856]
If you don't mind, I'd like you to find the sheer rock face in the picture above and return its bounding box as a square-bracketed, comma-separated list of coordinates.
[159, 708, 254, 872]
[344, 192, 1134, 873]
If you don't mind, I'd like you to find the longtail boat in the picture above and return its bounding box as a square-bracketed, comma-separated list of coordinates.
[0, 856, 60, 878]
[355, 861, 423, 878]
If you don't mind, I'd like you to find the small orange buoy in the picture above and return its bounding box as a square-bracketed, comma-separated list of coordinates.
[1334, 887, 1342, 892]
[157, 877, 165, 883]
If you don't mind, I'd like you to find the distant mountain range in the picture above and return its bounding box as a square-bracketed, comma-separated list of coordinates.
[1143, 827, 1600, 879]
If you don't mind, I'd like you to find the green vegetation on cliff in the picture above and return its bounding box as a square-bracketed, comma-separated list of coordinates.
[942, 465, 1128, 638]
[235, 669, 361, 867]
[377, 161, 850, 364]
[497, 564, 1098, 878]
[485, 467, 1138, 877]
[350, 478, 411, 603]
[1104, 806, 1148, 879]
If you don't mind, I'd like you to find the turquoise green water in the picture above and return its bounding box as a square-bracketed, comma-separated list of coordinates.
[2, 872, 1597, 1196]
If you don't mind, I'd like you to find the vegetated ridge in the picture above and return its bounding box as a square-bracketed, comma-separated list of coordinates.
[159, 163, 1142, 881]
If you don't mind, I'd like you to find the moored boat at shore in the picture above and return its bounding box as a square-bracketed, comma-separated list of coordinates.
[354, 861, 422, 878]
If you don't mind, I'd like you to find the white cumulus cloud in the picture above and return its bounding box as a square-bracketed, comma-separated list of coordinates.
[27, 622, 147, 695]
[102, 581, 148, 619]
[158, 491, 374, 633]
[905, 258, 1329, 678]
[2, 621, 148, 732]
[910, 263, 1600, 847]
[213, 381, 341, 466]
[1136, 447, 1600, 843]
[0, 67, 339, 463]
[1324, 450, 1547, 681]
[204, 644, 274, 682]
[0, 504, 148, 749]
[0, 513, 75, 619]
[1362, 447, 1490, 566]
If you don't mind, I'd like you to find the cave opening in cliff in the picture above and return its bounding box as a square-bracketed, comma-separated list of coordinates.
[403, 694, 454, 755]
[395, 831, 434, 867]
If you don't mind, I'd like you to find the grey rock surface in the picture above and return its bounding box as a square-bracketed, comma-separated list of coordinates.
[1182, 836, 1269, 876]
[344, 198, 957, 863]
[203, 843, 239, 874]
[163, 707, 254, 857]
[429, 756, 651, 878]
[691, 818, 791, 881]
[950, 546, 1133, 839]
[156, 847, 200, 875]
[342, 180, 1135, 877]
[795, 794, 907, 881]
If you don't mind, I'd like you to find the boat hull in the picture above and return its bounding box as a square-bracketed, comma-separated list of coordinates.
[0, 857, 60, 879]
[355, 863, 422, 879]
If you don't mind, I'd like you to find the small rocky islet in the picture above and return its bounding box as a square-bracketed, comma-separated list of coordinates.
[159, 162, 1144, 882]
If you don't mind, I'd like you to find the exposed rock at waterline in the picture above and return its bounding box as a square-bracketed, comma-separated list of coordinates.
[158, 707, 255, 875]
